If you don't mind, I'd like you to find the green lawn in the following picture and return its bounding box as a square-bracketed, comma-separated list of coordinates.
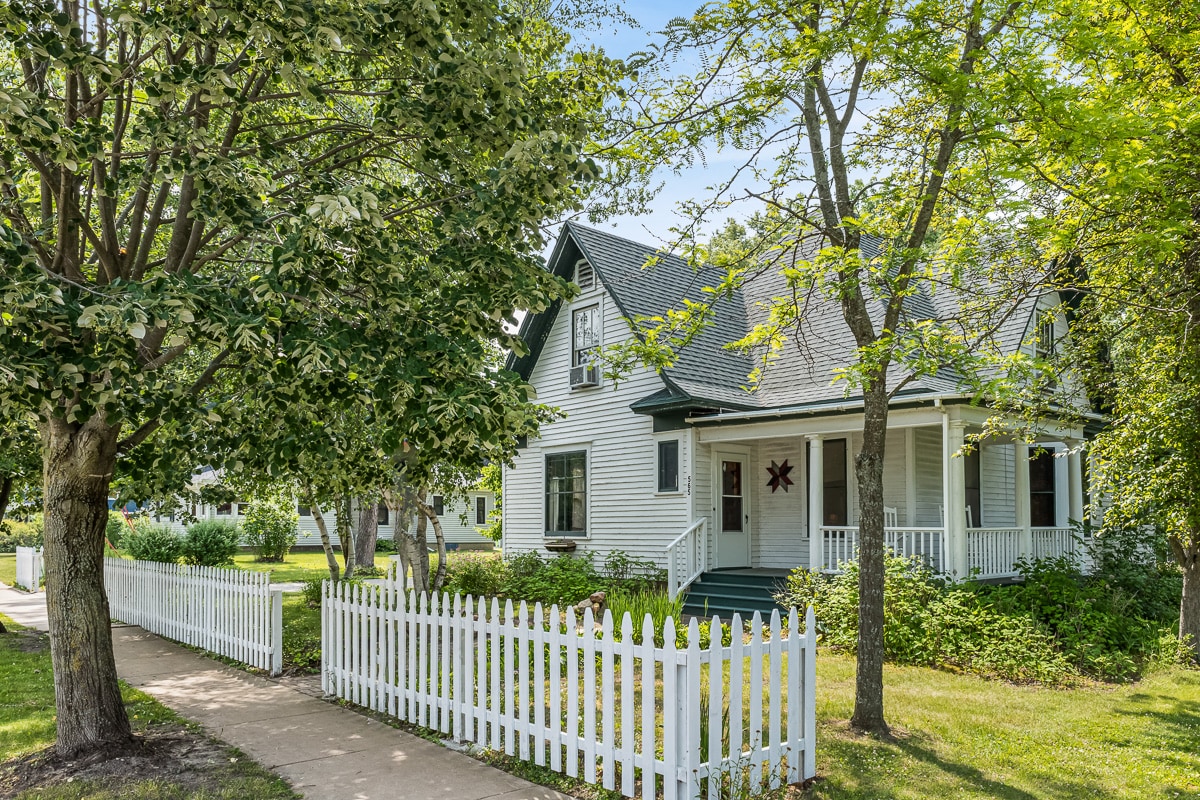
[231, 551, 347, 583]
[0, 617, 297, 799]
[807, 654, 1200, 799]
[0, 554, 14, 588]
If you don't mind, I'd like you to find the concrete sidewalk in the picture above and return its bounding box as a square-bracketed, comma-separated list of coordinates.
[0, 586, 571, 800]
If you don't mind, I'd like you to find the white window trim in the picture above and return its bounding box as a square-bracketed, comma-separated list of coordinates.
[653, 434, 685, 497]
[542, 442, 591, 538]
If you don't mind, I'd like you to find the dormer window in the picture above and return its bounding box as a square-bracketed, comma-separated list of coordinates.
[1035, 311, 1058, 390]
[575, 259, 595, 291]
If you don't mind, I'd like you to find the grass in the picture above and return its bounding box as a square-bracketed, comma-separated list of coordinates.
[805, 654, 1200, 799]
[0, 553, 14, 587]
[0, 620, 298, 799]
[231, 551, 345, 583]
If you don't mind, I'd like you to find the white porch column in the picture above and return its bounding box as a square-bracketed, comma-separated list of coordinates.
[807, 435, 824, 572]
[1067, 442, 1084, 526]
[905, 428, 917, 526]
[945, 421, 969, 579]
[1015, 442, 1032, 557]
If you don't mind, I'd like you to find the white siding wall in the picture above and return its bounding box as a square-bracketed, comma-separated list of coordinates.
[980, 444, 1017, 526]
[751, 438, 807, 568]
[164, 493, 495, 549]
[502, 288, 692, 567]
[914, 427, 944, 527]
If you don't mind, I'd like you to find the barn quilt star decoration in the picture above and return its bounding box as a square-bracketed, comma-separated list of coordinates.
[767, 459, 794, 492]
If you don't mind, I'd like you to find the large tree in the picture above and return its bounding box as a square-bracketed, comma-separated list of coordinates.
[1011, 0, 1200, 661]
[625, 0, 1046, 734]
[0, 0, 601, 757]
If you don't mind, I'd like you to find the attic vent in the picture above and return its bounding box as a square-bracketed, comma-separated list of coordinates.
[575, 259, 595, 291]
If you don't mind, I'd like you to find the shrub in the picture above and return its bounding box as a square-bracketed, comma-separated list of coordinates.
[301, 577, 324, 608]
[105, 510, 130, 548]
[601, 550, 667, 592]
[124, 523, 182, 563]
[179, 520, 241, 566]
[444, 552, 508, 598]
[242, 500, 298, 562]
[776, 556, 1076, 684]
[374, 537, 396, 553]
[503, 552, 601, 606]
[0, 518, 43, 552]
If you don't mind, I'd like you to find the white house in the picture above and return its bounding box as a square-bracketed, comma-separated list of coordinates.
[502, 223, 1097, 614]
[159, 471, 496, 551]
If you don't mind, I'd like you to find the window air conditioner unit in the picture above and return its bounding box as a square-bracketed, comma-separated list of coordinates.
[569, 364, 600, 388]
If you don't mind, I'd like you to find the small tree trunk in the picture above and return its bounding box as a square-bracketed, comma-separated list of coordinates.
[408, 490, 431, 595]
[0, 475, 13, 526]
[41, 415, 133, 756]
[309, 502, 340, 583]
[1174, 531, 1200, 664]
[417, 498, 448, 593]
[850, 383, 890, 737]
[355, 501, 378, 569]
[336, 497, 356, 580]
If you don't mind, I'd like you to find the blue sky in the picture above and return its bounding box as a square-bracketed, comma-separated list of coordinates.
[554, 0, 751, 249]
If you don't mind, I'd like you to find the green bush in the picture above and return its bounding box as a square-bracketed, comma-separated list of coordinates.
[601, 550, 667, 592]
[0, 518, 43, 552]
[242, 500, 298, 562]
[776, 556, 1075, 684]
[105, 510, 130, 548]
[301, 577, 324, 608]
[606, 587, 682, 645]
[503, 551, 602, 606]
[374, 537, 397, 553]
[124, 523, 182, 563]
[444, 552, 508, 598]
[179, 520, 241, 566]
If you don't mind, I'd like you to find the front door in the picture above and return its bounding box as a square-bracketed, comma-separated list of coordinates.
[715, 453, 751, 567]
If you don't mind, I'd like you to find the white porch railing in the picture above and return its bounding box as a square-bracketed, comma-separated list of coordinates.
[967, 528, 1022, 579]
[819, 527, 944, 573]
[323, 582, 817, 799]
[665, 518, 707, 601]
[14, 546, 43, 591]
[1032, 527, 1085, 561]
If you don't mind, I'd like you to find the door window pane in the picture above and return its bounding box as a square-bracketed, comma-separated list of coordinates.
[965, 448, 982, 528]
[721, 460, 744, 532]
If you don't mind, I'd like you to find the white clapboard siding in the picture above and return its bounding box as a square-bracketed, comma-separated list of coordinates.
[105, 558, 283, 674]
[14, 546, 43, 591]
[322, 580, 817, 799]
[502, 289, 693, 567]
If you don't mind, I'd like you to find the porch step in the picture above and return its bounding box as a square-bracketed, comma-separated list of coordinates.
[681, 571, 788, 620]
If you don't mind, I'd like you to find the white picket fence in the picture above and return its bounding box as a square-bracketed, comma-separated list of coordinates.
[322, 581, 816, 799]
[14, 546, 43, 591]
[105, 558, 283, 674]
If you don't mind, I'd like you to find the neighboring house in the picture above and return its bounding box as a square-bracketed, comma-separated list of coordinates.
[502, 223, 1096, 614]
[158, 471, 495, 551]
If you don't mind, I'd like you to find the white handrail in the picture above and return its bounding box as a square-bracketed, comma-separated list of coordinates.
[664, 518, 707, 600]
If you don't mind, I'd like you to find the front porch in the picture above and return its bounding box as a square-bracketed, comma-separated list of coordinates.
[667, 403, 1090, 598]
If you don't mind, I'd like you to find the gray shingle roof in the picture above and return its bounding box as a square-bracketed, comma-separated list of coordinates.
[508, 223, 1045, 415]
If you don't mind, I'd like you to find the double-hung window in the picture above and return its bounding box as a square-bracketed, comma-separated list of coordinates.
[545, 450, 587, 536]
[475, 496, 487, 526]
[572, 306, 600, 367]
[1036, 312, 1058, 390]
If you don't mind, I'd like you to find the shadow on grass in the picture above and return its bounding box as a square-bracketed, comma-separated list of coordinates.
[815, 723, 1118, 799]
[1113, 673, 1200, 782]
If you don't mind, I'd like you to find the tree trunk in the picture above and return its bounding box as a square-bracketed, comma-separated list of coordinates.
[417, 498, 448, 593]
[408, 490, 431, 595]
[0, 475, 13, 526]
[849, 383, 890, 737]
[309, 502, 340, 582]
[336, 497, 356, 580]
[41, 415, 133, 757]
[355, 501, 378, 570]
[1174, 531, 1200, 664]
